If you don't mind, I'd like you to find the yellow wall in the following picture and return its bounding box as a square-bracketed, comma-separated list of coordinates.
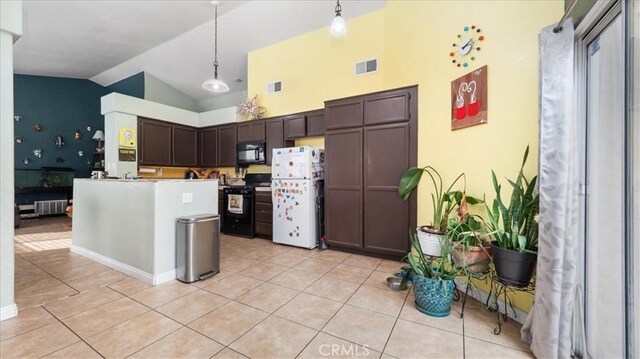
[247, 1, 561, 311]
[248, 9, 386, 117]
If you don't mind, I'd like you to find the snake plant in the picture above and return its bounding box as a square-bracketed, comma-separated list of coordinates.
[485, 146, 539, 252]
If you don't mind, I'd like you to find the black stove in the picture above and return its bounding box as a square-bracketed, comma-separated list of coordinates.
[222, 173, 271, 238]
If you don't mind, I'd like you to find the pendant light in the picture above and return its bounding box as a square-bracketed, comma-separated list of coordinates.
[330, 0, 346, 37]
[202, 1, 229, 93]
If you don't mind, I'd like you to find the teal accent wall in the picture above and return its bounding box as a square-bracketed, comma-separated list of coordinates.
[106, 71, 144, 99]
[13, 75, 109, 178]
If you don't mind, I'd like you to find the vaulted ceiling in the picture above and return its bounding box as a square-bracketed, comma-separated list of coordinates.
[14, 0, 386, 100]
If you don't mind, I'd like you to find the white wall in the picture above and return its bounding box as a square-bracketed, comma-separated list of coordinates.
[198, 90, 247, 112]
[144, 73, 200, 112]
[199, 106, 243, 127]
[104, 111, 138, 177]
[0, 0, 22, 321]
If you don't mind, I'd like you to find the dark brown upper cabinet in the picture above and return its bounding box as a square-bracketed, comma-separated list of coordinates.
[250, 121, 266, 141]
[217, 124, 237, 167]
[138, 117, 172, 166]
[172, 125, 198, 167]
[364, 89, 411, 126]
[284, 114, 307, 140]
[325, 98, 364, 130]
[200, 127, 218, 167]
[306, 110, 325, 137]
[237, 123, 252, 143]
[265, 118, 294, 165]
[238, 121, 266, 143]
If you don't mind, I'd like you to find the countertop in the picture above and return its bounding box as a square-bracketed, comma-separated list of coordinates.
[75, 179, 218, 183]
[218, 185, 272, 192]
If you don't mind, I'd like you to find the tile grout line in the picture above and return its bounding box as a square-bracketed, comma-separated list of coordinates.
[379, 279, 412, 357]
[221, 252, 349, 356]
[40, 306, 105, 358]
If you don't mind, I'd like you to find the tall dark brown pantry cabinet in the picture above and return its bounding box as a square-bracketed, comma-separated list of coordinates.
[324, 86, 418, 258]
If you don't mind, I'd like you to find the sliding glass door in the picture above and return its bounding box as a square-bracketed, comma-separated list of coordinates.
[579, 0, 639, 356]
[583, 9, 624, 358]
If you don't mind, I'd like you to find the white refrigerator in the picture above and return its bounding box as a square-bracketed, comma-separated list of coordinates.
[271, 146, 324, 249]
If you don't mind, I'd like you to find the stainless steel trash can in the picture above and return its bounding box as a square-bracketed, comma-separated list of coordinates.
[176, 214, 220, 283]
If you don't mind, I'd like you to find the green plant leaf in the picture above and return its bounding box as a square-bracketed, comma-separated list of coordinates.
[398, 167, 423, 200]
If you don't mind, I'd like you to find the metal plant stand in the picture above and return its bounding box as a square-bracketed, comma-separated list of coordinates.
[485, 274, 536, 335]
[457, 271, 490, 319]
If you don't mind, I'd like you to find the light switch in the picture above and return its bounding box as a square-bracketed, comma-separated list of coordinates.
[182, 193, 193, 203]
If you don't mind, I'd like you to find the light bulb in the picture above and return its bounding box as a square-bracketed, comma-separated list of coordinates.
[330, 15, 346, 37]
[202, 77, 230, 93]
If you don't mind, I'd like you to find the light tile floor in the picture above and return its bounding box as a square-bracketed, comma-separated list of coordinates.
[3, 219, 533, 358]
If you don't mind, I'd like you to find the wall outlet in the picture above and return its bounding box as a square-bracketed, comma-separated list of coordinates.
[182, 193, 193, 204]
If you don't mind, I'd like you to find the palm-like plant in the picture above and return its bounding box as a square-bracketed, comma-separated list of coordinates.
[485, 146, 539, 252]
[398, 167, 481, 233]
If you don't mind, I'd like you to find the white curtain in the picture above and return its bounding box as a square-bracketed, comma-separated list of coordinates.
[521, 18, 579, 358]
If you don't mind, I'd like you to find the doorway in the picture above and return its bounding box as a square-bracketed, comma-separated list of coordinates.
[577, 0, 638, 357]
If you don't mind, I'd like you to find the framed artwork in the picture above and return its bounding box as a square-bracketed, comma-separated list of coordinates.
[451, 65, 488, 130]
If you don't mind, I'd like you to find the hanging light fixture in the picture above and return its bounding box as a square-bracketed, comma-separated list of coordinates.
[202, 1, 229, 93]
[330, 0, 346, 37]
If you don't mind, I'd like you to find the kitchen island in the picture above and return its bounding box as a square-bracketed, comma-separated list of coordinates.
[71, 179, 217, 285]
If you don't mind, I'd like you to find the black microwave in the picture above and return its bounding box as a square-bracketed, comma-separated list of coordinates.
[236, 141, 267, 166]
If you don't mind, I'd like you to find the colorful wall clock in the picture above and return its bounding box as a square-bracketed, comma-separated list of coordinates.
[450, 25, 485, 68]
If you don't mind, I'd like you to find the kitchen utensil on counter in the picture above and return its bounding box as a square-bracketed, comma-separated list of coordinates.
[186, 170, 198, 180]
[235, 166, 246, 179]
[219, 174, 226, 185]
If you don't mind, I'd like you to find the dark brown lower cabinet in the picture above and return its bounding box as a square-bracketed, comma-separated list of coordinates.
[255, 191, 272, 237]
[324, 86, 417, 258]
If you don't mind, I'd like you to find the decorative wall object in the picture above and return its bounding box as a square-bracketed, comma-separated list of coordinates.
[86, 125, 92, 132]
[55, 157, 65, 163]
[34, 123, 42, 132]
[33, 149, 42, 158]
[15, 136, 24, 144]
[238, 95, 267, 120]
[119, 128, 136, 148]
[54, 135, 65, 148]
[450, 25, 485, 68]
[451, 65, 488, 130]
[23, 158, 30, 165]
[14, 115, 22, 122]
[78, 151, 84, 157]
[74, 129, 82, 140]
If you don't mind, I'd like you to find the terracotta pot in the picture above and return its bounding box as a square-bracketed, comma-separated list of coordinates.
[416, 226, 447, 257]
[452, 243, 491, 273]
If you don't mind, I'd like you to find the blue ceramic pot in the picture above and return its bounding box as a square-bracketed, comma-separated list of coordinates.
[413, 275, 455, 317]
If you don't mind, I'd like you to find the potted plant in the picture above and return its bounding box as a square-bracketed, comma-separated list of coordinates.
[448, 215, 491, 274]
[407, 233, 464, 317]
[398, 166, 480, 256]
[485, 146, 539, 287]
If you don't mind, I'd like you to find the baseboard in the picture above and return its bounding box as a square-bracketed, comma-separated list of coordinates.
[455, 280, 529, 325]
[71, 245, 176, 286]
[71, 245, 154, 285]
[153, 269, 177, 285]
[1, 303, 18, 321]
